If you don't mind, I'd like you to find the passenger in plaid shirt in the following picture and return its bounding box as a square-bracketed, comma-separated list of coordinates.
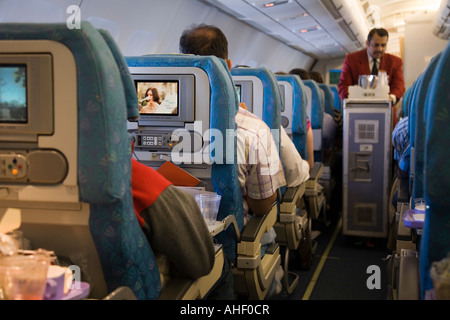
[392, 116, 410, 172]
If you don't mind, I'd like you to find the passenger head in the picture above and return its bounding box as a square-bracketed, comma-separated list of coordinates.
[289, 68, 310, 80]
[310, 71, 324, 83]
[180, 23, 229, 61]
[366, 28, 389, 60]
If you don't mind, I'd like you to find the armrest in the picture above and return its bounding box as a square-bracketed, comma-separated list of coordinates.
[308, 162, 324, 186]
[398, 249, 420, 300]
[282, 186, 299, 203]
[280, 183, 305, 214]
[240, 202, 277, 242]
[238, 203, 277, 257]
[159, 248, 225, 300]
[158, 278, 195, 300]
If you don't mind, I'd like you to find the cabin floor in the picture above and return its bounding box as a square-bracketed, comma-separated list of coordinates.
[272, 151, 392, 301]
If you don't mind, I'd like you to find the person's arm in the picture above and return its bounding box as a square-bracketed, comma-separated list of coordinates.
[246, 192, 277, 217]
[142, 186, 215, 279]
[338, 55, 353, 100]
[241, 125, 286, 217]
[280, 126, 310, 187]
[306, 125, 314, 169]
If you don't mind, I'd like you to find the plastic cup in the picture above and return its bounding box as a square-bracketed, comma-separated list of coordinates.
[44, 265, 68, 300]
[0, 255, 50, 300]
[6, 230, 23, 250]
[195, 194, 221, 226]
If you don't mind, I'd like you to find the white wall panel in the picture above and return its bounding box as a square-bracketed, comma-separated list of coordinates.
[0, 0, 313, 70]
[404, 11, 448, 89]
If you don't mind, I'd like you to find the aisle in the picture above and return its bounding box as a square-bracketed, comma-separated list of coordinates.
[307, 219, 391, 300]
[274, 215, 392, 300]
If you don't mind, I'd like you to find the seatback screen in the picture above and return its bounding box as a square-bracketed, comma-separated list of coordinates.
[0, 65, 27, 123]
[137, 81, 179, 115]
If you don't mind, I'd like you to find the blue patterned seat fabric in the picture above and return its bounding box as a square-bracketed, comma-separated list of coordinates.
[402, 86, 413, 117]
[318, 83, 335, 117]
[420, 41, 450, 299]
[410, 52, 442, 203]
[303, 79, 325, 162]
[275, 74, 309, 159]
[329, 85, 342, 113]
[0, 22, 161, 299]
[231, 67, 282, 154]
[302, 80, 324, 132]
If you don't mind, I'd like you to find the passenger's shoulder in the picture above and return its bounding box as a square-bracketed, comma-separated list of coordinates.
[236, 107, 271, 130]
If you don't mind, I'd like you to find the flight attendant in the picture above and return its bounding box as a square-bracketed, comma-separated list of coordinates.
[338, 28, 405, 106]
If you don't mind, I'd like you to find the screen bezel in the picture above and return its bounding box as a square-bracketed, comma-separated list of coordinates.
[132, 74, 195, 127]
[233, 80, 253, 112]
[278, 83, 286, 112]
[0, 54, 53, 140]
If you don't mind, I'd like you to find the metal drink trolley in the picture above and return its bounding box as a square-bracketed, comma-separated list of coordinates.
[342, 83, 392, 238]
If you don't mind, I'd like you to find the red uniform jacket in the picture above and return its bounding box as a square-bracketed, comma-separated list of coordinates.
[338, 49, 405, 102]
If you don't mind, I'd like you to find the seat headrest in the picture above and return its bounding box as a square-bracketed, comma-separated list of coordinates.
[126, 54, 239, 164]
[98, 29, 139, 121]
[303, 80, 324, 130]
[231, 67, 282, 131]
[275, 74, 308, 157]
[126, 54, 244, 260]
[318, 83, 335, 116]
[0, 22, 131, 204]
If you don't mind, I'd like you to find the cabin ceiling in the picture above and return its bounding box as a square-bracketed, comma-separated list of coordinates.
[203, 0, 444, 60]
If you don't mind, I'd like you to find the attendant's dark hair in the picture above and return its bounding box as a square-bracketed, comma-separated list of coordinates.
[179, 24, 228, 60]
[368, 28, 389, 42]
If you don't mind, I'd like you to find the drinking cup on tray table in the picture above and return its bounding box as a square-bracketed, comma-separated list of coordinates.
[0, 254, 50, 300]
[195, 193, 221, 226]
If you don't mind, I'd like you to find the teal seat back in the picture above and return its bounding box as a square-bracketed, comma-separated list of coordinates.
[303, 80, 324, 131]
[402, 86, 413, 117]
[231, 67, 282, 152]
[329, 85, 342, 113]
[411, 52, 442, 203]
[126, 54, 244, 261]
[0, 22, 161, 299]
[420, 41, 450, 299]
[318, 83, 335, 117]
[276, 74, 309, 159]
[303, 79, 324, 161]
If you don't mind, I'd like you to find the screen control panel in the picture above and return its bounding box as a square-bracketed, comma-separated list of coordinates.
[136, 132, 179, 150]
[0, 154, 27, 179]
[0, 150, 68, 184]
[135, 130, 203, 153]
